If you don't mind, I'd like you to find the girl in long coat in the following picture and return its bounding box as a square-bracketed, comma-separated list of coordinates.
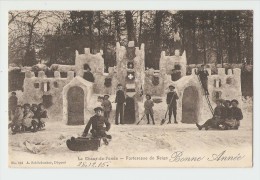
[144, 94, 155, 125]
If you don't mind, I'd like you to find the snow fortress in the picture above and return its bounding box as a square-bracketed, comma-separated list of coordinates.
[23, 41, 242, 125]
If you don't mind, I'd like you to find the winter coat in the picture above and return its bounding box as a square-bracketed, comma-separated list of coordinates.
[166, 91, 179, 107]
[213, 105, 226, 119]
[144, 100, 154, 114]
[83, 115, 111, 134]
[197, 70, 209, 80]
[230, 107, 243, 121]
[83, 71, 95, 82]
[22, 110, 34, 127]
[9, 96, 18, 111]
[12, 108, 24, 126]
[115, 90, 125, 104]
[101, 100, 112, 112]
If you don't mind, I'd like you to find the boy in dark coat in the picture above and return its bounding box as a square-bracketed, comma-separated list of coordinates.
[9, 92, 18, 120]
[197, 65, 209, 95]
[144, 94, 155, 125]
[166, 85, 179, 124]
[35, 103, 48, 129]
[196, 99, 226, 130]
[222, 99, 243, 130]
[101, 95, 112, 121]
[83, 66, 95, 83]
[82, 107, 111, 144]
[114, 84, 125, 125]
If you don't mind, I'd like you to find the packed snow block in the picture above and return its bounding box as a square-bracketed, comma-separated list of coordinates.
[159, 50, 187, 78]
[38, 71, 45, 78]
[128, 41, 135, 47]
[25, 71, 35, 78]
[67, 71, 74, 80]
[191, 68, 197, 75]
[228, 69, 233, 75]
[218, 68, 225, 75]
[54, 71, 60, 78]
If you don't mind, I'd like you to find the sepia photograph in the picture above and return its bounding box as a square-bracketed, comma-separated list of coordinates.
[6, 9, 254, 168]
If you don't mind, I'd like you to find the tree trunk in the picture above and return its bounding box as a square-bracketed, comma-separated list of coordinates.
[216, 11, 222, 65]
[86, 11, 94, 53]
[114, 11, 121, 42]
[125, 11, 135, 42]
[153, 11, 164, 69]
[138, 11, 143, 46]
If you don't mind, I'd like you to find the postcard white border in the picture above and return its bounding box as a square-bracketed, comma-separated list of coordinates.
[0, 0, 259, 180]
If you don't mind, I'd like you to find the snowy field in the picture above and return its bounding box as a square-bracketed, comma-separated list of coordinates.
[8, 93, 253, 167]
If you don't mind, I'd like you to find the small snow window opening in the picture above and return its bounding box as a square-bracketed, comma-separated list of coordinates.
[53, 81, 58, 88]
[215, 91, 221, 100]
[43, 82, 51, 92]
[34, 83, 39, 89]
[214, 79, 222, 88]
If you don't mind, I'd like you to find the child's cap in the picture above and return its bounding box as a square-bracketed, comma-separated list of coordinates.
[169, 85, 175, 89]
[231, 99, 239, 104]
[94, 107, 103, 112]
[104, 95, 110, 98]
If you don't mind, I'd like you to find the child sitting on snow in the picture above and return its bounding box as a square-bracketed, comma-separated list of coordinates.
[222, 99, 243, 130]
[82, 107, 111, 145]
[22, 104, 37, 132]
[144, 94, 155, 125]
[9, 105, 24, 134]
[196, 99, 226, 130]
[35, 103, 48, 130]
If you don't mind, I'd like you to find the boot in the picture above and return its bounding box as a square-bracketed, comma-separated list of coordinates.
[196, 123, 202, 130]
[167, 121, 171, 124]
[102, 138, 109, 145]
[174, 121, 178, 124]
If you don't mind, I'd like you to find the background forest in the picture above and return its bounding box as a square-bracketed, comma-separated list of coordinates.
[8, 10, 253, 96]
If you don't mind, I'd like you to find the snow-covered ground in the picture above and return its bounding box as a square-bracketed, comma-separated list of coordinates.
[8, 93, 253, 167]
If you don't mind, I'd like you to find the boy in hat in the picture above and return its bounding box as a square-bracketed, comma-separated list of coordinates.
[114, 84, 125, 125]
[82, 107, 111, 144]
[31, 104, 38, 118]
[197, 64, 209, 95]
[144, 94, 155, 125]
[9, 92, 18, 121]
[101, 95, 112, 121]
[35, 103, 48, 129]
[83, 65, 95, 83]
[222, 99, 243, 130]
[196, 99, 226, 130]
[22, 103, 37, 132]
[166, 85, 179, 124]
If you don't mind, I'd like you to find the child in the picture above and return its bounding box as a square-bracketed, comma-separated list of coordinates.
[9, 105, 24, 134]
[144, 94, 155, 125]
[22, 104, 37, 132]
[197, 64, 209, 95]
[114, 84, 125, 125]
[166, 85, 179, 124]
[223, 99, 243, 130]
[101, 95, 112, 121]
[82, 107, 111, 145]
[35, 103, 48, 129]
[9, 92, 18, 121]
[196, 99, 225, 130]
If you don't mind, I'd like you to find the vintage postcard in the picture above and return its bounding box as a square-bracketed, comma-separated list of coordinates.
[8, 9, 253, 168]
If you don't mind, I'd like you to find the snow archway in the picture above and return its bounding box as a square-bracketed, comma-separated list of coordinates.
[181, 86, 199, 124]
[62, 76, 93, 125]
